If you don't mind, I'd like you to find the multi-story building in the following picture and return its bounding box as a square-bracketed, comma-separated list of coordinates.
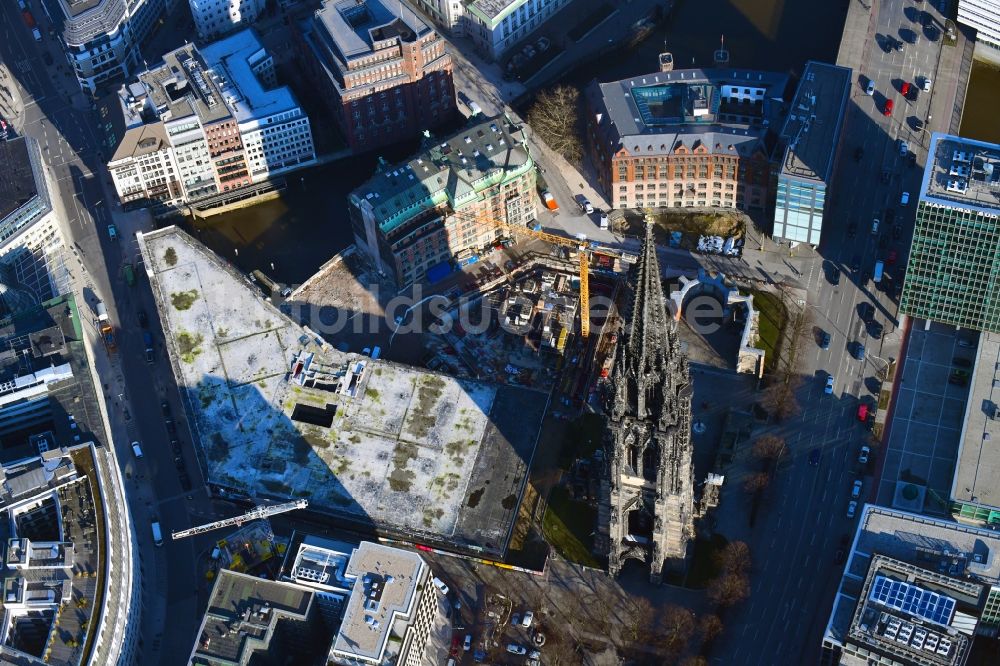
[189, 0, 266, 41]
[0, 295, 141, 666]
[951, 330, 1000, 525]
[348, 116, 535, 286]
[586, 68, 789, 213]
[899, 134, 1000, 332]
[329, 541, 451, 666]
[958, 0, 1000, 63]
[771, 61, 851, 246]
[52, 0, 166, 95]
[297, 0, 456, 153]
[0, 136, 71, 306]
[821, 505, 1000, 665]
[108, 29, 315, 213]
[412, 0, 570, 61]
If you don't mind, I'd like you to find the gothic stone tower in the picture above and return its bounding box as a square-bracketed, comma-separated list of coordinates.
[602, 221, 695, 584]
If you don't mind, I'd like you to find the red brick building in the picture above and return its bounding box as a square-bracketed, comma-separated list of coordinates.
[585, 69, 791, 212]
[297, 0, 456, 153]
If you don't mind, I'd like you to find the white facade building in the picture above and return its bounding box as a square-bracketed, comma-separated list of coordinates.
[108, 29, 315, 212]
[412, 0, 569, 60]
[958, 0, 1000, 63]
[54, 0, 166, 95]
[200, 30, 316, 183]
[189, 0, 266, 41]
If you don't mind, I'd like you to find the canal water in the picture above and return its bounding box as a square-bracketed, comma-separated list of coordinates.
[959, 60, 1000, 145]
[194, 0, 849, 286]
[561, 0, 849, 87]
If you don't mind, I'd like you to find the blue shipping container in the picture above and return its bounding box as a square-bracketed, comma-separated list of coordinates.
[426, 261, 453, 284]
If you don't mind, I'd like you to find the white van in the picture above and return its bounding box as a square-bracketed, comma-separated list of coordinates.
[132, 441, 143, 458]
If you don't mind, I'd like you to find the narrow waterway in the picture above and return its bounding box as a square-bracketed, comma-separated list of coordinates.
[190, 0, 849, 285]
[959, 59, 1000, 144]
[561, 0, 849, 87]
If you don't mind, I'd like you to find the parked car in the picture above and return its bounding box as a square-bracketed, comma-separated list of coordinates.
[858, 445, 871, 463]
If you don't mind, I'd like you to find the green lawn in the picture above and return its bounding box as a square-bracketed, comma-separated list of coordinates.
[751, 290, 786, 370]
[542, 486, 599, 567]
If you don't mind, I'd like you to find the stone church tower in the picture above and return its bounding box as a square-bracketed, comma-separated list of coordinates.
[599, 221, 695, 584]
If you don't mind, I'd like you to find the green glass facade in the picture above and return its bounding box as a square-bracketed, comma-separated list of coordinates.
[900, 201, 1000, 331]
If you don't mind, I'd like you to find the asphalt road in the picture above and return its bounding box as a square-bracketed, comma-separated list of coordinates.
[710, 0, 957, 663]
[0, 4, 232, 664]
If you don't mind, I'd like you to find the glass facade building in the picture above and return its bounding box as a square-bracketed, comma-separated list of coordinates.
[773, 177, 826, 245]
[900, 134, 1000, 332]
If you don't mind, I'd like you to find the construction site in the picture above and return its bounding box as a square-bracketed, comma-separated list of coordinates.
[138, 227, 548, 557]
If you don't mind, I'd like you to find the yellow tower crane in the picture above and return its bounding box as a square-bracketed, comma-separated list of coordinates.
[450, 209, 627, 339]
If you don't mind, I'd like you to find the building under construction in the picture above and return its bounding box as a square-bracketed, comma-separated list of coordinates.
[139, 227, 548, 559]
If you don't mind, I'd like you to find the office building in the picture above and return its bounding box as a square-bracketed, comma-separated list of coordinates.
[952, 331, 1000, 525]
[0, 295, 141, 666]
[348, 116, 535, 286]
[109, 29, 315, 213]
[53, 0, 166, 95]
[586, 68, 789, 212]
[296, 0, 456, 153]
[958, 0, 1000, 63]
[0, 137, 71, 310]
[189, 569, 332, 665]
[772, 61, 851, 246]
[821, 505, 1000, 665]
[900, 134, 1000, 332]
[413, 0, 571, 61]
[189, 0, 266, 40]
[328, 541, 450, 665]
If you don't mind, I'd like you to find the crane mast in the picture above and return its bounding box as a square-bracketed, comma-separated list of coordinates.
[171, 499, 308, 540]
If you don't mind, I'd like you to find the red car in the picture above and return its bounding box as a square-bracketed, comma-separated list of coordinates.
[883, 99, 894, 116]
[887, 249, 897, 264]
[901, 81, 911, 96]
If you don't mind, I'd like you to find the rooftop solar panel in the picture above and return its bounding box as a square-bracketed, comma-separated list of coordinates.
[869, 576, 957, 627]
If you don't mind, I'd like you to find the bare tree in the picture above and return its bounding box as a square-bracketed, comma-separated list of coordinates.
[698, 613, 724, 644]
[622, 596, 655, 643]
[527, 85, 583, 165]
[742, 471, 771, 495]
[752, 435, 786, 461]
[717, 541, 751, 576]
[655, 604, 696, 656]
[707, 572, 750, 608]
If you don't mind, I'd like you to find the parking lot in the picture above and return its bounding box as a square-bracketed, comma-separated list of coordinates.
[876, 320, 977, 512]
